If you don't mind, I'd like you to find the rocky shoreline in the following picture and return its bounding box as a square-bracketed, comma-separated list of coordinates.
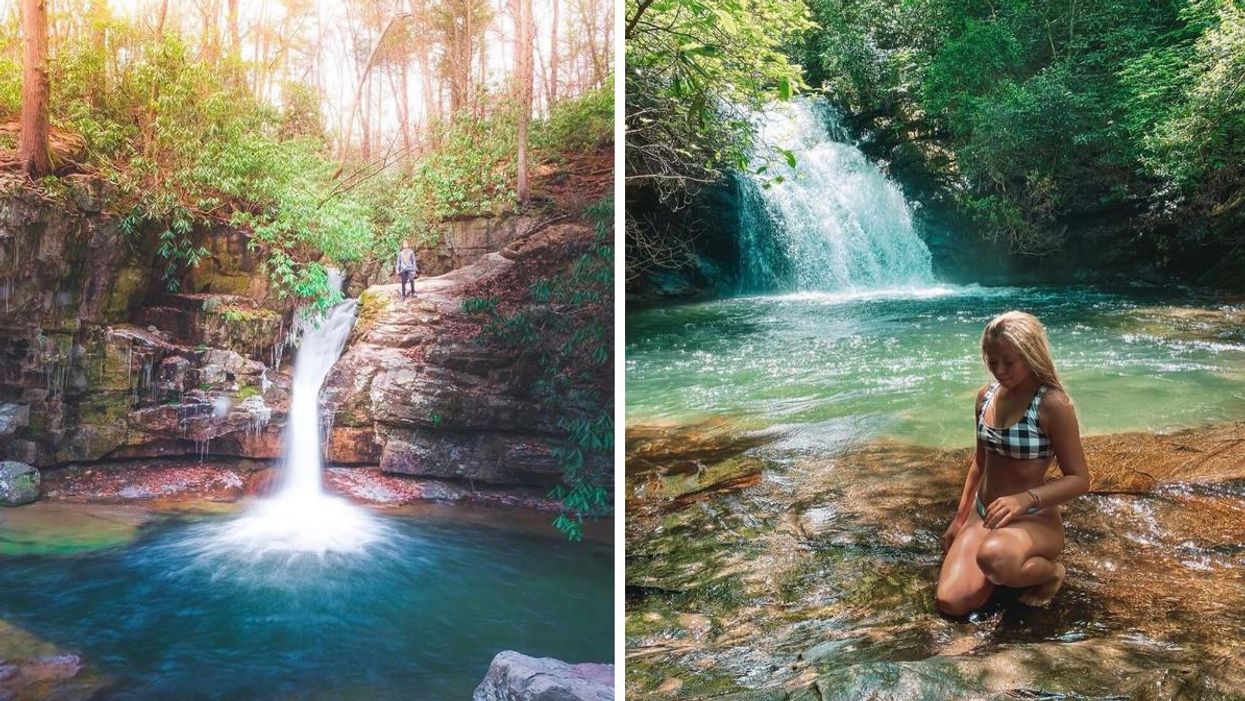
[625, 418, 1245, 700]
[1, 179, 611, 511]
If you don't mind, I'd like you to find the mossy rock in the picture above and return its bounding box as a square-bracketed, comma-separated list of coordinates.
[0, 503, 147, 555]
[102, 264, 149, 322]
[0, 461, 40, 506]
[352, 289, 390, 340]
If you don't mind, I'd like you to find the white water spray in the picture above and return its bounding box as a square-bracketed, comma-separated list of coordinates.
[738, 98, 934, 292]
[188, 271, 387, 563]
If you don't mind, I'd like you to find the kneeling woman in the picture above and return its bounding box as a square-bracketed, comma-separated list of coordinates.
[937, 311, 1089, 615]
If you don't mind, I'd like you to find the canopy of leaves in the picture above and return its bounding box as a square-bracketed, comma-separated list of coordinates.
[625, 0, 814, 205]
[803, 0, 1245, 255]
[2, 12, 613, 310]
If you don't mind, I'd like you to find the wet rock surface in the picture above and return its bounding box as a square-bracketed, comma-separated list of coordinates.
[625, 420, 1245, 699]
[0, 619, 107, 701]
[40, 460, 253, 503]
[0, 183, 292, 471]
[1, 181, 606, 504]
[0, 461, 39, 505]
[326, 222, 608, 489]
[474, 651, 614, 701]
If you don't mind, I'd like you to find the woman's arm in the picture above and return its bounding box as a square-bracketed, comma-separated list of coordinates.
[982, 389, 1090, 529]
[944, 386, 989, 550]
[1030, 389, 1090, 509]
[953, 385, 990, 519]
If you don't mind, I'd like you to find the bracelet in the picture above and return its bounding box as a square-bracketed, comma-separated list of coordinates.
[1027, 488, 1041, 510]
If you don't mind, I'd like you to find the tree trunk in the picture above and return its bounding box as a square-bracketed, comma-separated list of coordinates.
[156, 0, 169, 37]
[19, 0, 51, 177]
[585, 0, 604, 86]
[514, 0, 532, 204]
[536, 40, 549, 116]
[201, 0, 221, 65]
[361, 69, 372, 162]
[338, 11, 412, 161]
[477, 32, 487, 118]
[396, 60, 413, 162]
[227, 0, 240, 68]
[549, 0, 558, 106]
[418, 44, 436, 127]
[89, 0, 108, 106]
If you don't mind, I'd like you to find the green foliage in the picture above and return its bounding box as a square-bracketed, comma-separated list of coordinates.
[533, 84, 614, 154]
[626, 0, 815, 205]
[279, 82, 325, 140]
[1135, 1, 1245, 196]
[462, 296, 499, 314]
[805, 0, 1245, 255]
[468, 199, 614, 540]
[409, 111, 518, 220]
[28, 33, 370, 307]
[0, 57, 20, 117]
[549, 412, 614, 541]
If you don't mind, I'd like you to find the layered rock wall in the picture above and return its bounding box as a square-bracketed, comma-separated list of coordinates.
[0, 177, 603, 500]
[326, 222, 610, 489]
[0, 178, 290, 471]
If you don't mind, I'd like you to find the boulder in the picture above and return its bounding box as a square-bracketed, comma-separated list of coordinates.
[0, 403, 30, 437]
[473, 651, 613, 701]
[0, 461, 40, 505]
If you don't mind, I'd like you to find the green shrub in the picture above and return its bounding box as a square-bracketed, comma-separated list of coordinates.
[533, 84, 613, 154]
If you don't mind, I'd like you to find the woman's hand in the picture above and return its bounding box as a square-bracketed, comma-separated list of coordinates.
[942, 517, 965, 554]
[983, 492, 1036, 529]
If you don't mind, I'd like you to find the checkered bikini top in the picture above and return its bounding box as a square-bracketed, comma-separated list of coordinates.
[976, 383, 1054, 459]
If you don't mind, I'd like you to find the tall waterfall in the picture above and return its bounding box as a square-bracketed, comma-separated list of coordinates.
[737, 99, 934, 292]
[279, 272, 357, 499]
[187, 272, 387, 562]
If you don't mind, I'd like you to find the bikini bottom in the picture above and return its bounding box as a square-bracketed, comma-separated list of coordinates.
[975, 493, 1039, 520]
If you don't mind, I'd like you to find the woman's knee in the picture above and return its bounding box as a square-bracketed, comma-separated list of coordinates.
[935, 592, 972, 616]
[975, 535, 1022, 583]
[935, 584, 987, 616]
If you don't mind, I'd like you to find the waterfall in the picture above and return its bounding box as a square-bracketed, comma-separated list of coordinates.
[278, 271, 357, 499]
[186, 271, 388, 562]
[737, 99, 934, 293]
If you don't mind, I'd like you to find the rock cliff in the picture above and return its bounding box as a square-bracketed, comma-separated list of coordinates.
[0, 173, 607, 505]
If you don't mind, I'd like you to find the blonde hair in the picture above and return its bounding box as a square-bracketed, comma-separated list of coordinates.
[981, 311, 1065, 393]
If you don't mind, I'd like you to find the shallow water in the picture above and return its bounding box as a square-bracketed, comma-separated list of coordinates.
[625, 285, 1245, 699]
[0, 510, 612, 700]
[626, 285, 1245, 448]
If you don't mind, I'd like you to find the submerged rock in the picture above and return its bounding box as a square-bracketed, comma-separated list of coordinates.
[473, 651, 614, 701]
[0, 502, 151, 555]
[0, 619, 105, 701]
[625, 421, 1245, 700]
[0, 461, 39, 505]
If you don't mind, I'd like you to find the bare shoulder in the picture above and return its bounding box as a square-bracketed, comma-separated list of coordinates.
[975, 383, 989, 411]
[1040, 388, 1078, 424]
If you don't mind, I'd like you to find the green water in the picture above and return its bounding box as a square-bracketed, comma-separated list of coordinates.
[626, 285, 1245, 448]
[0, 510, 612, 700]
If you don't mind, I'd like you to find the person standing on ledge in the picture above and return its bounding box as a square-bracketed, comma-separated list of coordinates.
[395, 241, 419, 300]
[936, 311, 1090, 615]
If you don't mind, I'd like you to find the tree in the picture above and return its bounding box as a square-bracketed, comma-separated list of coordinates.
[19, 0, 52, 177]
[513, 0, 533, 203]
[548, 0, 559, 106]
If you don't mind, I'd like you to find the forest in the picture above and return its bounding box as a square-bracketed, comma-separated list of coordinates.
[3, 0, 613, 309]
[625, 0, 1245, 289]
[2, 0, 615, 540]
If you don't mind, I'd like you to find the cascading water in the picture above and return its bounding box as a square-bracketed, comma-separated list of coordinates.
[737, 98, 935, 293]
[184, 271, 388, 566]
[280, 279, 357, 499]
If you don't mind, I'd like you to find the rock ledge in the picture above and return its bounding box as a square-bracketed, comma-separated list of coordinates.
[473, 651, 613, 701]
